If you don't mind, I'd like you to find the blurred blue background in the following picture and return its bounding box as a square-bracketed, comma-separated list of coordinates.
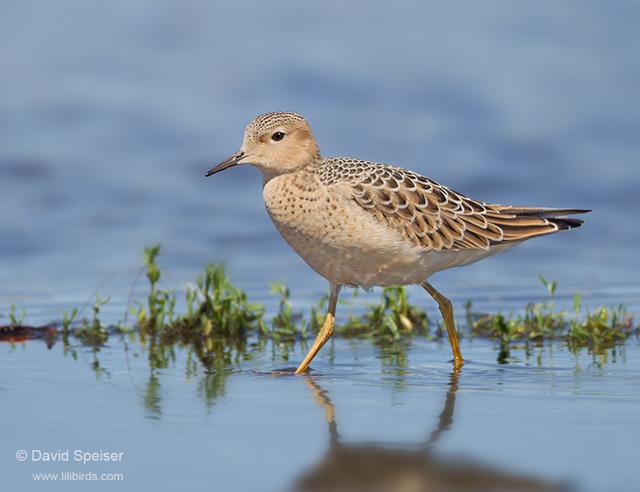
[1, 0, 639, 319]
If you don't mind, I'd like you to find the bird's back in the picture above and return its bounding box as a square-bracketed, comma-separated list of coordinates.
[318, 157, 587, 250]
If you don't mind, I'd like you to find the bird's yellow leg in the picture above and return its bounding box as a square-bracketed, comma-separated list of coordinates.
[421, 281, 463, 369]
[295, 284, 341, 374]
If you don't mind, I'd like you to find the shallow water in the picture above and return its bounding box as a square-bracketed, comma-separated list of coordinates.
[1, 0, 640, 491]
[2, 336, 639, 491]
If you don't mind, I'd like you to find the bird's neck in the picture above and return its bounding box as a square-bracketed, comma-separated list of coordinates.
[260, 156, 323, 184]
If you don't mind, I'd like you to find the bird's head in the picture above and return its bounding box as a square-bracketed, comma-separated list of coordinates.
[206, 112, 321, 178]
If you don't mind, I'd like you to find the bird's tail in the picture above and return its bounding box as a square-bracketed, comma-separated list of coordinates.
[487, 206, 590, 244]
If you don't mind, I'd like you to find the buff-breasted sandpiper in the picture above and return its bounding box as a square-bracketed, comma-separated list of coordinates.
[206, 112, 589, 373]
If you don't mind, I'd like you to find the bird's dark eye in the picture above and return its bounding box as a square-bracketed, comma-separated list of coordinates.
[272, 132, 285, 141]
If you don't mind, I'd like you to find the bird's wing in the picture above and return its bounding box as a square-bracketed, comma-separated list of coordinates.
[334, 160, 587, 252]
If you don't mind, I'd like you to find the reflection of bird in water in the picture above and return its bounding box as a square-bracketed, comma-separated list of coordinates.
[207, 112, 589, 373]
[293, 370, 567, 492]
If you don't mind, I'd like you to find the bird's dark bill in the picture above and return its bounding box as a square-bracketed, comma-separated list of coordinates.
[206, 151, 244, 176]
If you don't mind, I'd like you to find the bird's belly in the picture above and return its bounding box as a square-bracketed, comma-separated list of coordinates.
[270, 216, 494, 286]
[271, 215, 517, 287]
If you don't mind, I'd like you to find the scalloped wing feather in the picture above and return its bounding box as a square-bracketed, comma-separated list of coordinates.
[322, 158, 588, 252]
